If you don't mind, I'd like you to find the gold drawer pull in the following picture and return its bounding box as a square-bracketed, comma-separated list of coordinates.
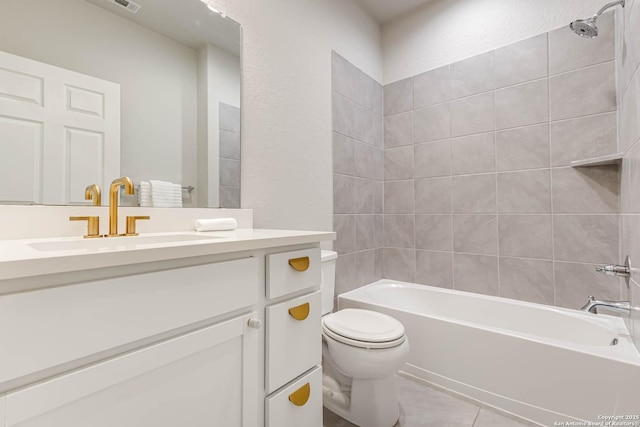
[289, 303, 310, 321]
[289, 256, 310, 272]
[288, 383, 310, 407]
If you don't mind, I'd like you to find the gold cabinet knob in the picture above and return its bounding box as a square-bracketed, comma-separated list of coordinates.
[125, 216, 150, 236]
[288, 256, 310, 272]
[288, 303, 310, 321]
[69, 216, 101, 238]
[288, 383, 310, 407]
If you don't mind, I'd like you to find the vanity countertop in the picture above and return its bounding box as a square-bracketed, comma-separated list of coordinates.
[0, 229, 335, 281]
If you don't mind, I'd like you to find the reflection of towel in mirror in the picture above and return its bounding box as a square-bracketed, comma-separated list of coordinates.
[138, 181, 152, 207]
[148, 180, 183, 208]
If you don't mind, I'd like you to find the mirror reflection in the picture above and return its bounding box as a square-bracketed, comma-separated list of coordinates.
[0, 0, 241, 208]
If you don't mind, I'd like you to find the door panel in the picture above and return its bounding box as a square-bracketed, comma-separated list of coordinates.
[66, 128, 104, 204]
[0, 50, 119, 205]
[0, 116, 42, 203]
[0, 68, 43, 105]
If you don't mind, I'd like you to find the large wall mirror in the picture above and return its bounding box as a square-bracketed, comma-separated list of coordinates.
[0, 0, 241, 208]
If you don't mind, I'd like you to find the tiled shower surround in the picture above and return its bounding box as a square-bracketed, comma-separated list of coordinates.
[333, 13, 627, 311]
[219, 103, 241, 208]
[381, 14, 621, 309]
[332, 52, 384, 294]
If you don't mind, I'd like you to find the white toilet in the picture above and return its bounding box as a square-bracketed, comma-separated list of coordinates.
[320, 250, 410, 427]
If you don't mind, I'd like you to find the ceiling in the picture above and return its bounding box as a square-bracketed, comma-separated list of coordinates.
[354, 0, 434, 23]
[85, 0, 240, 55]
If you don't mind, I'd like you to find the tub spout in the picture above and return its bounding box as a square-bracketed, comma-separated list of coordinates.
[581, 296, 631, 315]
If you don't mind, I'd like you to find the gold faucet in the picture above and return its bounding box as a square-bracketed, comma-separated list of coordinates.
[69, 216, 101, 238]
[85, 184, 101, 206]
[68, 184, 102, 238]
[108, 176, 134, 237]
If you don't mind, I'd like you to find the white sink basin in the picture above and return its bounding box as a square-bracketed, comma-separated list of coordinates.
[28, 234, 224, 252]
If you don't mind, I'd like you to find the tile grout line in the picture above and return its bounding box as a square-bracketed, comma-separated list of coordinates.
[449, 67, 456, 290]
[548, 29, 558, 308]
[405, 108, 617, 150]
[493, 69, 501, 298]
[409, 76, 416, 283]
[471, 405, 482, 427]
[343, 162, 618, 183]
[411, 75, 417, 282]
[397, 58, 616, 115]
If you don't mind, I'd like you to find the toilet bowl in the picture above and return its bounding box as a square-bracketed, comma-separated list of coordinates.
[320, 251, 409, 427]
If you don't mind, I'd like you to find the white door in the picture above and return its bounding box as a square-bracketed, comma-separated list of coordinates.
[5, 313, 259, 427]
[0, 50, 119, 205]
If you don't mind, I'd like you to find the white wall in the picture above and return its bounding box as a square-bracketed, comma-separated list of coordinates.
[209, 0, 382, 230]
[0, 0, 198, 199]
[382, 0, 612, 83]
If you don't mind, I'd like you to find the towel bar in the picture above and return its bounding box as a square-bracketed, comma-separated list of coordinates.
[133, 184, 195, 194]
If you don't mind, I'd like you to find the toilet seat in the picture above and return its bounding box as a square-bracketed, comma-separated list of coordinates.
[322, 309, 406, 349]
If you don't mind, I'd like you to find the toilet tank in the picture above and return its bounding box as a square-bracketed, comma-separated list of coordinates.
[321, 250, 338, 315]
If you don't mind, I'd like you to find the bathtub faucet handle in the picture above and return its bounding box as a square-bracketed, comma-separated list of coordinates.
[596, 256, 631, 283]
[595, 264, 630, 277]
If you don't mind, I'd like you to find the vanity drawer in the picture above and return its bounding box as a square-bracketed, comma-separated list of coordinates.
[266, 248, 321, 299]
[0, 257, 260, 391]
[266, 291, 321, 393]
[266, 366, 322, 427]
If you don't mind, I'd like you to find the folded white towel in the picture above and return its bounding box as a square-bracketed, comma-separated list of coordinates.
[195, 218, 238, 232]
[150, 180, 183, 208]
[138, 181, 152, 207]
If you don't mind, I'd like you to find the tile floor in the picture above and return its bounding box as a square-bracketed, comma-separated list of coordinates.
[323, 375, 539, 427]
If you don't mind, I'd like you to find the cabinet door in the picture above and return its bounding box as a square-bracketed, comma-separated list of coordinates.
[5, 314, 259, 427]
[0, 257, 259, 391]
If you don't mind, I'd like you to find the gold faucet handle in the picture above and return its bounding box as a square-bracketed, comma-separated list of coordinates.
[85, 184, 102, 206]
[69, 216, 101, 239]
[125, 216, 150, 236]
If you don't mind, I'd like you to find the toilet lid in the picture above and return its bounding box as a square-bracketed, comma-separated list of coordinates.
[322, 309, 406, 349]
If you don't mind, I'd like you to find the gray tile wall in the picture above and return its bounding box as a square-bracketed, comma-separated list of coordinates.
[332, 52, 384, 295]
[617, 1, 640, 352]
[219, 103, 241, 208]
[382, 13, 623, 310]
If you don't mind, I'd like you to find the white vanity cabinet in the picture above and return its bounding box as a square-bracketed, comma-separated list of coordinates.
[0, 229, 334, 427]
[5, 314, 258, 427]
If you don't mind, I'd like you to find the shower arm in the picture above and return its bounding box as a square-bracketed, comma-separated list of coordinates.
[592, 0, 625, 20]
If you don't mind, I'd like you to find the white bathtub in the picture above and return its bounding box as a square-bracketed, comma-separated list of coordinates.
[338, 280, 640, 425]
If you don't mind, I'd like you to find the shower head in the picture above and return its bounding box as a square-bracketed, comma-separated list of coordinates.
[570, 18, 599, 38]
[569, 0, 625, 38]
